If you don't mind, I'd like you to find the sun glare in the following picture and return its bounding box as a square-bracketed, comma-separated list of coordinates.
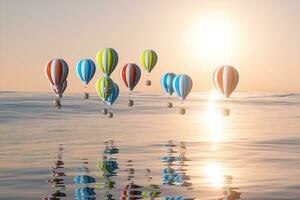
[203, 162, 225, 188]
[188, 12, 238, 63]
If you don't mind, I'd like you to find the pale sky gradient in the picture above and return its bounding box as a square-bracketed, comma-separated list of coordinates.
[1, 0, 300, 93]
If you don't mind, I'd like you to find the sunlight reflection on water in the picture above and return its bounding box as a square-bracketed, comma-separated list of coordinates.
[0, 92, 300, 199]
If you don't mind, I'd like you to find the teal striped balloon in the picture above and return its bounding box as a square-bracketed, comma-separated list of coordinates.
[172, 74, 193, 101]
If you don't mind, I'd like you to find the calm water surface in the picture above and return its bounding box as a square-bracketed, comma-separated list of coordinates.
[0, 92, 300, 200]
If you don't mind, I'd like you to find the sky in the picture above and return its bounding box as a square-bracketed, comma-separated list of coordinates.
[0, 0, 300, 93]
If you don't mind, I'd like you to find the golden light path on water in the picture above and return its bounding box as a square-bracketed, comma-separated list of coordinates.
[196, 91, 229, 189]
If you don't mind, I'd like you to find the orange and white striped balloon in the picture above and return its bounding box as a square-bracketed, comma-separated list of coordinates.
[213, 66, 239, 98]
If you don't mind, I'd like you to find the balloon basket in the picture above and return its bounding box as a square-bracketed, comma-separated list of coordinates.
[108, 112, 113, 118]
[222, 108, 230, 116]
[53, 98, 61, 109]
[145, 80, 151, 86]
[128, 99, 134, 107]
[83, 92, 89, 99]
[102, 108, 108, 115]
[179, 108, 186, 115]
[167, 102, 173, 108]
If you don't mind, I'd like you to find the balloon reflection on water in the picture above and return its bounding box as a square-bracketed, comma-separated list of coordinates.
[42, 140, 241, 199]
[43, 144, 66, 200]
[96, 140, 120, 200]
[142, 168, 161, 198]
[217, 176, 241, 200]
[74, 158, 96, 200]
[121, 160, 143, 200]
[161, 141, 193, 199]
[96, 140, 119, 190]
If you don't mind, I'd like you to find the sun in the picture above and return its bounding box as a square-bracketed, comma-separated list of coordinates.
[187, 12, 238, 63]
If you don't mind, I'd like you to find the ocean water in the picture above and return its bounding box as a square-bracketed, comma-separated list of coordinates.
[0, 91, 300, 200]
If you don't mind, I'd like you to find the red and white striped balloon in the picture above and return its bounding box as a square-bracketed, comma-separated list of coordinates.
[120, 63, 141, 91]
[213, 66, 239, 98]
[45, 58, 69, 90]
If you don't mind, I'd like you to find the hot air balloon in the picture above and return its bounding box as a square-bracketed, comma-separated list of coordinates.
[76, 59, 96, 85]
[161, 73, 176, 108]
[96, 48, 118, 77]
[76, 59, 96, 99]
[161, 73, 176, 95]
[120, 63, 141, 107]
[173, 74, 193, 115]
[213, 66, 239, 98]
[45, 58, 69, 90]
[120, 63, 141, 91]
[105, 83, 119, 119]
[141, 49, 158, 86]
[45, 58, 69, 109]
[51, 80, 67, 98]
[105, 83, 119, 106]
[173, 74, 193, 101]
[95, 76, 114, 101]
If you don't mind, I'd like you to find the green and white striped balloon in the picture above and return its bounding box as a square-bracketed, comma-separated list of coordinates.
[96, 48, 118, 77]
[141, 49, 158, 73]
[95, 76, 114, 101]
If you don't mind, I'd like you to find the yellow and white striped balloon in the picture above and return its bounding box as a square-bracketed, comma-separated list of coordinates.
[213, 66, 239, 98]
[95, 76, 114, 101]
[141, 49, 158, 73]
[96, 48, 118, 77]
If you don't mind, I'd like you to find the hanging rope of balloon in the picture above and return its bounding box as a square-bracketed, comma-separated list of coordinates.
[121, 63, 141, 107]
[173, 74, 193, 115]
[45, 58, 69, 109]
[76, 59, 96, 100]
[95, 48, 119, 119]
[161, 73, 176, 109]
[139, 49, 158, 114]
[213, 65, 239, 117]
[141, 49, 158, 87]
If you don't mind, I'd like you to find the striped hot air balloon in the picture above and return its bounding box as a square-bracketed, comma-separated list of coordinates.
[96, 48, 118, 77]
[161, 73, 176, 95]
[95, 76, 114, 101]
[105, 83, 119, 106]
[120, 63, 141, 91]
[213, 66, 239, 98]
[172, 74, 193, 101]
[45, 58, 69, 90]
[51, 80, 67, 98]
[76, 59, 96, 85]
[141, 49, 158, 73]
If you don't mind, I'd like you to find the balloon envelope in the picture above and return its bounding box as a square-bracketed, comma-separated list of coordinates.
[95, 76, 114, 101]
[105, 83, 119, 106]
[76, 59, 96, 85]
[213, 66, 239, 98]
[141, 49, 158, 73]
[96, 48, 118, 77]
[45, 58, 69, 90]
[161, 73, 176, 95]
[120, 63, 141, 91]
[172, 74, 193, 100]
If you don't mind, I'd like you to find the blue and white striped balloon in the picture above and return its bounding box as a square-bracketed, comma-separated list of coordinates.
[161, 73, 176, 95]
[76, 59, 96, 85]
[172, 74, 193, 100]
[105, 83, 119, 106]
